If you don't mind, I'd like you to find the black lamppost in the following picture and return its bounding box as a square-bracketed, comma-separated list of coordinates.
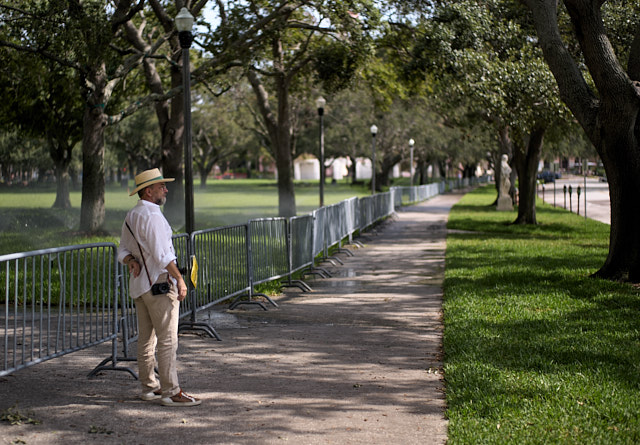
[409, 138, 415, 186]
[370, 124, 378, 195]
[316, 96, 326, 207]
[175, 7, 195, 235]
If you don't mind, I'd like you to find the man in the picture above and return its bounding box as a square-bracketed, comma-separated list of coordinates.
[118, 168, 201, 407]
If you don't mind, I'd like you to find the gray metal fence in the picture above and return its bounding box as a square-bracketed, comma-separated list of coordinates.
[191, 224, 250, 310]
[1, 179, 481, 377]
[289, 215, 314, 275]
[1, 243, 119, 377]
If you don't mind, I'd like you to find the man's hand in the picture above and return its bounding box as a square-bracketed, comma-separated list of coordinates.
[126, 257, 141, 278]
[176, 277, 188, 301]
[165, 260, 188, 301]
[130, 261, 141, 278]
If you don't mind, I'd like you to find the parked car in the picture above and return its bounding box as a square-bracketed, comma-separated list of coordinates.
[537, 170, 558, 183]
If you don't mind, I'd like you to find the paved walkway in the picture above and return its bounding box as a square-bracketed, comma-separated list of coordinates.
[0, 193, 462, 445]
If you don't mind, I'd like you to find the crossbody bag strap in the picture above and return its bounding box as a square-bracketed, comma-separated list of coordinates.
[125, 221, 153, 287]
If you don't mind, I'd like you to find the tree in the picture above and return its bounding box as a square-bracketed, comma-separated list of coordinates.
[522, 0, 640, 281]
[105, 105, 161, 176]
[0, 1, 154, 232]
[321, 88, 373, 184]
[222, 1, 378, 217]
[386, 0, 573, 223]
[191, 88, 248, 187]
[0, 132, 50, 185]
[126, 0, 302, 225]
[0, 17, 83, 209]
[122, 0, 212, 228]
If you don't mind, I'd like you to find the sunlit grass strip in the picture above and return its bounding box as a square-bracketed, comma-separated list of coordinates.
[444, 185, 640, 444]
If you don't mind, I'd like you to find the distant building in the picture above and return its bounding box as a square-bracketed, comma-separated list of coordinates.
[293, 154, 401, 181]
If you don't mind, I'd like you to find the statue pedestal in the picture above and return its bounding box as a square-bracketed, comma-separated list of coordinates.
[497, 195, 513, 211]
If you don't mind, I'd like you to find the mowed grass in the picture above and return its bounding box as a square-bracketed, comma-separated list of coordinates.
[0, 179, 371, 255]
[444, 185, 640, 444]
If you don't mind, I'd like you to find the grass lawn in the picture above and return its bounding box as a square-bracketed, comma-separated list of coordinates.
[0, 178, 371, 255]
[444, 185, 640, 444]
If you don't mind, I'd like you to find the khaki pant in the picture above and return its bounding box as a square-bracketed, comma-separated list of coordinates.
[134, 275, 180, 398]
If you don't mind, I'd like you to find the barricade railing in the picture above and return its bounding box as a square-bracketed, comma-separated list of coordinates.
[288, 214, 314, 279]
[227, 218, 283, 310]
[172, 234, 193, 319]
[391, 183, 442, 205]
[358, 191, 394, 231]
[0, 243, 124, 377]
[324, 200, 354, 258]
[191, 224, 250, 309]
[319, 203, 345, 265]
[344, 197, 359, 244]
[249, 218, 288, 286]
[1, 178, 484, 377]
[306, 207, 331, 278]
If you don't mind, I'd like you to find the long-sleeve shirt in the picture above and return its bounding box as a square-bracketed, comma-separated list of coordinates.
[118, 200, 177, 299]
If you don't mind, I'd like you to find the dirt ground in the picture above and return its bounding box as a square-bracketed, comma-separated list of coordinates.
[0, 192, 464, 445]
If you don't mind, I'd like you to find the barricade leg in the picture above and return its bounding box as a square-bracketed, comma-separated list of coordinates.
[177, 290, 221, 340]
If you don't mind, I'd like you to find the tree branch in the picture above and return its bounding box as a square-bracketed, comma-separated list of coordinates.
[106, 86, 183, 126]
[521, 0, 598, 133]
[628, 20, 640, 82]
[0, 39, 82, 72]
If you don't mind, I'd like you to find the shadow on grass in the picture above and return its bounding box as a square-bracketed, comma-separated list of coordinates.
[444, 186, 640, 441]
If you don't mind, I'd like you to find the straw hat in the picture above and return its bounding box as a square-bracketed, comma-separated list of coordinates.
[129, 168, 175, 196]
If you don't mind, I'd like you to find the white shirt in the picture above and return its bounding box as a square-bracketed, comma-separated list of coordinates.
[118, 200, 177, 298]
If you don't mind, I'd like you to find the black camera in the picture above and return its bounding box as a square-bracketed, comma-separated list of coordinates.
[151, 281, 170, 295]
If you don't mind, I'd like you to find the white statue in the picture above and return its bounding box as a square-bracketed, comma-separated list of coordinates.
[497, 154, 513, 211]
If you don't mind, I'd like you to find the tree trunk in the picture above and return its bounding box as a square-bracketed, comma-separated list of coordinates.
[524, 0, 640, 281]
[79, 67, 107, 233]
[417, 159, 427, 185]
[50, 140, 73, 209]
[513, 127, 545, 225]
[199, 165, 209, 188]
[160, 104, 185, 228]
[593, 118, 640, 281]
[247, 66, 296, 218]
[52, 164, 71, 209]
[378, 153, 402, 189]
[463, 165, 475, 178]
[348, 155, 357, 183]
[274, 76, 296, 217]
[159, 60, 186, 228]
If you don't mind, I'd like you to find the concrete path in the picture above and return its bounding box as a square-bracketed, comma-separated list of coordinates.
[0, 192, 462, 445]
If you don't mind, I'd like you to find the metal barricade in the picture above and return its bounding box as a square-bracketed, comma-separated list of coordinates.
[0, 243, 123, 377]
[191, 224, 251, 311]
[171, 233, 219, 338]
[306, 207, 332, 277]
[312, 207, 327, 260]
[2, 177, 492, 378]
[322, 204, 342, 263]
[352, 196, 363, 235]
[249, 218, 288, 286]
[229, 218, 288, 306]
[344, 197, 359, 242]
[172, 233, 193, 319]
[289, 214, 314, 275]
[323, 201, 352, 262]
[324, 202, 344, 250]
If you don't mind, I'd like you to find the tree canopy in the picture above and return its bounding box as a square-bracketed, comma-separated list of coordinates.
[4, 0, 635, 287]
